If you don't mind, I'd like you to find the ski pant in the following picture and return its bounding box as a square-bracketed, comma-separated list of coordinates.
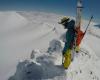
[63, 49, 71, 69]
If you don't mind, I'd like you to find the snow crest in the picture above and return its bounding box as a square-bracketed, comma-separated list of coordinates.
[9, 50, 66, 80]
[9, 39, 100, 80]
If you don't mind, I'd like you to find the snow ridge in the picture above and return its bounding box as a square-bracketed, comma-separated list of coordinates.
[9, 39, 100, 80]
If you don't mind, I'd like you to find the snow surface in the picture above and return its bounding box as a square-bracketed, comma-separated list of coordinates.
[0, 11, 100, 80]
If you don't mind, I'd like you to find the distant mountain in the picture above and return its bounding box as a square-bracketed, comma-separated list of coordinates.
[94, 24, 100, 28]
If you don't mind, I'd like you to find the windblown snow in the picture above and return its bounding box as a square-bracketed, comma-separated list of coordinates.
[0, 11, 100, 80]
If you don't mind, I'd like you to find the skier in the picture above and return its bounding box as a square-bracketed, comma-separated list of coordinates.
[59, 17, 75, 69]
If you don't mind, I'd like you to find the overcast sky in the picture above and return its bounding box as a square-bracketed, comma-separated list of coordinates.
[0, 0, 99, 23]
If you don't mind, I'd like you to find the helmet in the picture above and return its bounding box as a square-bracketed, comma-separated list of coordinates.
[59, 16, 70, 24]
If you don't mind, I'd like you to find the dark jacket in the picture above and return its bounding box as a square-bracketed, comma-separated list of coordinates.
[63, 20, 75, 53]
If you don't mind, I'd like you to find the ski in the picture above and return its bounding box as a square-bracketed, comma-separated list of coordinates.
[74, 0, 83, 49]
[75, 0, 83, 28]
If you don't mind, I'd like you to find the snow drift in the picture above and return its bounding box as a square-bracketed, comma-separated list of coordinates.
[8, 39, 100, 80]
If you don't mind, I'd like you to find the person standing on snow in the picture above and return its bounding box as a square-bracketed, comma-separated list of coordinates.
[59, 17, 76, 69]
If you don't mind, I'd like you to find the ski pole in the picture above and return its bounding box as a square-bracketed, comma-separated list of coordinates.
[84, 15, 93, 34]
[81, 16, 93, 41]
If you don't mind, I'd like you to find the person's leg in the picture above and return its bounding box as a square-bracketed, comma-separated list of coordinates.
[63, 49, 71, 69]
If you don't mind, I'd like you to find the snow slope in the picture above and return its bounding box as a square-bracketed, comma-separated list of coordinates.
[0, 11, 100, 80]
